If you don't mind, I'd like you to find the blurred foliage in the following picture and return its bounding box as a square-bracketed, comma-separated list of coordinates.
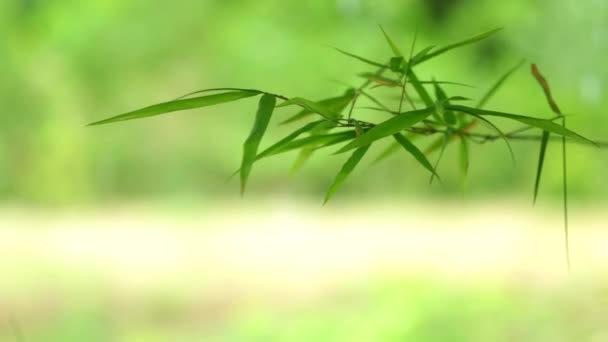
[1, 0, 607, 204]
[3, 273, 608, 341]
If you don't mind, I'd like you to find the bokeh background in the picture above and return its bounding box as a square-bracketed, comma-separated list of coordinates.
[1, 0, 607, 341]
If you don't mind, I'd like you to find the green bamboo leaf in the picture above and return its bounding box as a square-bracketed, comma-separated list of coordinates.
[533, 130, 550, 204]
[280, 89, 356, 124]
[412, 45, 436, 64]
[390, 57, 405, 72]
[451, 106, 515, 160]
[358, 73, 474, 88]
[430, 130, 451, 184]
[380, 26, 404, 56]
[89, 90, 261, 126]
[407, 70, 434, 107]
[477, 59, 525, 108]
[433, 80, 456, 125]
[240, 94, 276, 194]
[393, 133, 438, 177]
[336, 107, 434, 153]
[447, 105, 597, 146]
[256, 120, 326, 160]
[324, 145, 371, 204]
[333, 47, 386, 68]
[414, 28, 503, 66]
[459, 135, 470, 178]
[277, 97, 343, 121]
[278, 131, 357, 155]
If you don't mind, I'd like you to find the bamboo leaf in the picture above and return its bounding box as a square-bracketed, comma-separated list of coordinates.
[333, 47, 386, 68]
[324, 145, 371, 204]
[336, 108, 434, 153]
[451, 106, 515, 160]
[430, 131, 451, 184]
[447, 105, 597, 146]
[240, 94, 276, 194]
[407, 70, 434, 107]
[477, 59, 525, 108]
[280, 89, 356, 124]
[89, 90, 261, 126]
[459, 135, 470, 178]
[433, 80, 456, 125]
[380, 26, 404, 56]
[277, 97, 343, 121]
[533, 130, 550, 204]
[256, 120, 326, 160]
[414, 28, 503, 66]
[393, 133, 438, 177]
[531, 63, 562, 115]
[412, 45, 436, 64]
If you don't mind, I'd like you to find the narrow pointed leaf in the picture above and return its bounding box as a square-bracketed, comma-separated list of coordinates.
[240, 94, 276, 194]
[414, 28, 503, 66]
[430, 131, 450, 184]
[336, 107, 434, 153]
[531, 63, 562, 115]
[407, 70, 434, 107]
[447, 105, 597, 146]
[433, 80, 456, 125]
[277, 97, 343, 122]
[459, 135, 470, 178]
[324, 145, 371, 204]
[533, 130, 550, 204]
[451, 106, 515, 160]
[333, 47, 386, 68]
[280, 90, 355, 124]
[477, 59, 525, 108]
[393, 133, 438, 177]
[380, 26, 404, 56]
[412, 45, 436, 64]
[89, 90, 261, 126]
[256, 120, 326, 160]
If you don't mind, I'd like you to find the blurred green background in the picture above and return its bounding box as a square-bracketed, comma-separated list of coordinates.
[1, 0, 606, 204]
[1, 0, 608, 341]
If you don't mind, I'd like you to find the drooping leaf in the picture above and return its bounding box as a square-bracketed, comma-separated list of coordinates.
[533, 130, 550, 204]
[333, 47, 386, 68]
[414, 28, 503, 66]
[531, 63, 562, 115]
[447, 105, 597, 146]
[336, 107, 434, 153]
[240, 94, 276, 194]
[477, 59, 525, 109]
[89, 90, 261, 126]
[324, 145, 371, 204]
[393, 133, 438, 177]
[451, 106, 515, 160]
[459, 135, 470, 179]
[430, 130, 451, 184]
[280, 89, 356, 124]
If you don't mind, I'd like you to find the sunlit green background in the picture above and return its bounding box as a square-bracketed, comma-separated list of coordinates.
[1, 0, 607, 341]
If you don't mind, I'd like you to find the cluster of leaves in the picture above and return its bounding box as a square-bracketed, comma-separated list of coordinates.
[90, 28, 600, 267]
